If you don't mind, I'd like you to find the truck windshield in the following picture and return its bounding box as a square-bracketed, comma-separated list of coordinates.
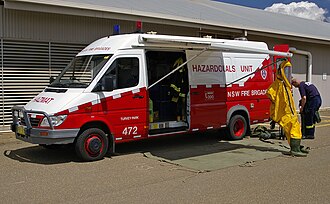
[49, 54, 112, 88]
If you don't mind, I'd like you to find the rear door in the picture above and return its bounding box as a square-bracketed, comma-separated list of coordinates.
[186, 50, 227, 130]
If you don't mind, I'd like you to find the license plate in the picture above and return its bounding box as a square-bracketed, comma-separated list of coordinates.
[17, 125, 25, 135]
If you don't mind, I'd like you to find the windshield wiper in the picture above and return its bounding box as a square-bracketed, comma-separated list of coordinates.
[49, 81, 87, 88]
[49, 82, 66, 88]
[66, 82, 88, 88]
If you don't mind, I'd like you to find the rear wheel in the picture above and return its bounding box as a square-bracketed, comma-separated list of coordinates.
[227, 115, 247, 140]
[75, 128, 109, 161]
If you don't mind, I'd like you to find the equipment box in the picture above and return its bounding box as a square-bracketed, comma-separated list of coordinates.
[153, 100, 176, 121]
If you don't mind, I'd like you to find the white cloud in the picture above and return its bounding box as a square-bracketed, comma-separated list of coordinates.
[264, 1, 328, 22]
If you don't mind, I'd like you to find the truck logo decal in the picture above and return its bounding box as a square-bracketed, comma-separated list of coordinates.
[121, 116, 139, 121]
[261, 69, 267, 80]
[227, 89, 267, 98]
[205, 91, 215, 100]
[32, 96, 54, 104]
[192, 64, 236, 72]
[81, 46, 111, 52]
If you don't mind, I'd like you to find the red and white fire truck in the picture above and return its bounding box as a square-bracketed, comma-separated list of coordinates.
[11, 33, 292, 161]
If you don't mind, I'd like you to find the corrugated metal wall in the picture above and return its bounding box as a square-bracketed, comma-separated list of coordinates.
[249, 35, 330, 110]
[3, 9, 117, 43]
[0, 8, 91, 130]
[0, 39, 86, 129]
[2, 8, 197, 44]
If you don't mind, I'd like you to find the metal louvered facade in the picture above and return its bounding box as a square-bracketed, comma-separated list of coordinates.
[0, 39, 86, 129]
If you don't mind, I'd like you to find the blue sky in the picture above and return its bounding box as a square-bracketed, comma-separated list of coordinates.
[216, 0, 330, 10]
[215, 0, 330, 21]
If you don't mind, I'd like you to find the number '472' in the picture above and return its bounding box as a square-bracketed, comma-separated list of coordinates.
[122, 126, 138, 135]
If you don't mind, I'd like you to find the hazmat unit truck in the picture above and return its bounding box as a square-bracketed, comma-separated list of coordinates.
[11, 33, 292, 161]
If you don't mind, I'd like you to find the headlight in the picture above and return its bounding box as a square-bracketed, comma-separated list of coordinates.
[40, 115, 67, 127]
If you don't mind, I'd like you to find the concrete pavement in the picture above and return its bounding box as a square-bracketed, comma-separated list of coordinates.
[1, 112, 330, 203]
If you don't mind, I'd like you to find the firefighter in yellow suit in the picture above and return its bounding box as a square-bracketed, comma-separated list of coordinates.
[266, 60, 308, 157]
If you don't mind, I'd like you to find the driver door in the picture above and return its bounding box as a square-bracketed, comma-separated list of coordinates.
[95, 54, 148, 141]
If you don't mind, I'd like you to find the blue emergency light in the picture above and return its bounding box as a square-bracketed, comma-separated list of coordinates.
[113, 25, 120, 35]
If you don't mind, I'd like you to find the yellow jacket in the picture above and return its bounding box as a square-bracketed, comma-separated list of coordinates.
[266, 61, 302, 142]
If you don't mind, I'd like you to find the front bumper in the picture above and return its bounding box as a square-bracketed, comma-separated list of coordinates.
[11, 106, 79, 145]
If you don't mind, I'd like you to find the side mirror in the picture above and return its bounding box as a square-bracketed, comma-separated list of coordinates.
[93, 76, 115, 92]
[49, 76, 55, 84]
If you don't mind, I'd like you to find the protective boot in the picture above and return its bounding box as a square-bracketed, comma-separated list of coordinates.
[300, 145, 310, 154]
[290, 139, 307, 157]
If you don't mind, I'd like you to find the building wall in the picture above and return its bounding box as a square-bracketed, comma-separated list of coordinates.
[2, 8, 198, 43]
[248, 35, 330, 109]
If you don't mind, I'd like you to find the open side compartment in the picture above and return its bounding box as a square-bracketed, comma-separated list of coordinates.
[146, 50, 189, 135]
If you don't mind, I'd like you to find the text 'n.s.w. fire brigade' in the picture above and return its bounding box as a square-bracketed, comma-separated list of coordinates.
[227, 89, 267, 98]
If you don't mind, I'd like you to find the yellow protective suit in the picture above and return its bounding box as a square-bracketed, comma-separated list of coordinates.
[266, 61, 302, 144]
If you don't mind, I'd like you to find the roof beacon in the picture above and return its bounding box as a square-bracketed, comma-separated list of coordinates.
[147, 31, 157, 35]
[113, 25, 120, 35]
[234, 37, 248, 41]
[136, 21, 143, 33]
[203, 35, 212, 39]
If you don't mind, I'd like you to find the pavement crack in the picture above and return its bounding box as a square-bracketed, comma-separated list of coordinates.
[239, 161, 256, 167]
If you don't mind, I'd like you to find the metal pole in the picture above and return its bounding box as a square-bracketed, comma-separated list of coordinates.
[289, 47, 312, 82]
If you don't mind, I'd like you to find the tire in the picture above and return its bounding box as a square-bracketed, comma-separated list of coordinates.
[227, 115, 247, 140]
[75, 128, 109, 161]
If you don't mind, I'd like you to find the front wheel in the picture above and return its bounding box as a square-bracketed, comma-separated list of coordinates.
[227, 115, 247, 140]
[75, 128, 109, 161]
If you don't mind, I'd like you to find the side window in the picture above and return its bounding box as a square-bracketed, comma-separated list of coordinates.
[117, 58, 139, 88]
[99, 57, 139, 91]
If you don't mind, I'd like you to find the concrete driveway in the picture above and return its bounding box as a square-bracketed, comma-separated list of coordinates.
[1, 111, 330, 203]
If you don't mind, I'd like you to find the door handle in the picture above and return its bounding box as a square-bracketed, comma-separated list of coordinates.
[133, 94, 144, 99]
[191, 91, 200, 95]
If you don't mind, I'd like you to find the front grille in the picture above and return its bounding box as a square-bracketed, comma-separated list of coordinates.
[20, 117, 41, 127]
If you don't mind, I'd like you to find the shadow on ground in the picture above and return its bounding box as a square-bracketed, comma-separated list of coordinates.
[3, 144, 80, 164]
[117, 132, 287, 158]
[116, 131, 289, 171]
[3, 131, 289, 168]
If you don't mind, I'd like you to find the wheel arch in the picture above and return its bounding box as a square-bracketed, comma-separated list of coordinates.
[227, 105, 250, 129]
[77, 120, 115, 153]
